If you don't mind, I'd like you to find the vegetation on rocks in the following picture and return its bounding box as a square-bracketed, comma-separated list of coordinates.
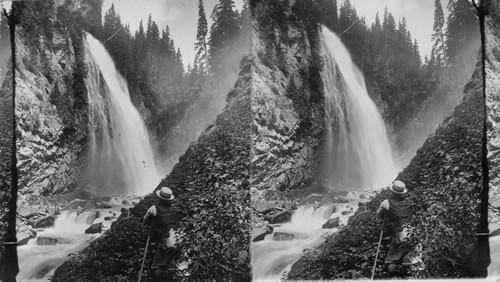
[288, 61, 483, 279]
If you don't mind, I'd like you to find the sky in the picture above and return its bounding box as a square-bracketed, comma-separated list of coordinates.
[103, 0, 244, 69]
[350, 0, 449, 59]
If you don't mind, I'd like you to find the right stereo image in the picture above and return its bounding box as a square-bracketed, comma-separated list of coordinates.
[250, 0, 496, 280]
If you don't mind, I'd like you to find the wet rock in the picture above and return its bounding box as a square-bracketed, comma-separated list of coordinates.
[17, 227, 36, 246]
[85, 222, 102, 234]
[37, 236, 73, 245]
[254, 199, 278, 213]
[104, 216, 114, 221]
[359, 193, 367, 199]
[266, 210, 292, 224]
[323, 205, 337, 218]
[322, 217, 340, 229]
[18, 205, 38, 218]
[85, 211, 99, 224]
[273, 232, 295, 241]
[97, 202, 113, 209]
[33, 215, 55, 228]
[341, 210, 353, 216]
[303, 193, 326, 205]
[131, 201, 138, 206]
[67, 199, 88, 209]
[253, 224, 273, 242]
[121, 200, 130, 205]
[47, 206, 60, 216]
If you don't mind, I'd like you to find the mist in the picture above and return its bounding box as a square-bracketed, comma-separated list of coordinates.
[395, 33, 481, 168]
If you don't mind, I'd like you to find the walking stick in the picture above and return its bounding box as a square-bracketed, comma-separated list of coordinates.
[371, 214, 386, 280]
[138, 224, 152, 282]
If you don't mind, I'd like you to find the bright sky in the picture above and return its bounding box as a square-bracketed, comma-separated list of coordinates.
[103, 0, 244, 69]
[350, 0, 449, 59]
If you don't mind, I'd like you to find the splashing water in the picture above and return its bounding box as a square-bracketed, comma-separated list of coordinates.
[17, 211, 105, 281]
[321, 27, 397, 189]
[84, 34, 161, 195]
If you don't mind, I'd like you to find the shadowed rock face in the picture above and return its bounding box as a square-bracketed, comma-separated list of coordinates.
[251, 1, 325, 202]
[486, 8, 500, 231]
[15, 29, 88, 196]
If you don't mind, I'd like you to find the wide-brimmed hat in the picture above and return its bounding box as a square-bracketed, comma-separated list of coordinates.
[156, 187, 175, 201]
[389, 180, 407, 194]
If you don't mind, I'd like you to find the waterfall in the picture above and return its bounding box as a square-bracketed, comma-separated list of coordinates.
[84, 34, 161, 195]
[321, 27, 397, 189]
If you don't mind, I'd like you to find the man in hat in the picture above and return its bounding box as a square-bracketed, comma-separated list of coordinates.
[143, 187, 182, 277]
[377, 180, 413, 273]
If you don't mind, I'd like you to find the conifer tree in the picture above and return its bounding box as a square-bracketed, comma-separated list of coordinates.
[445, 0, 477, 64]
[431, 0, 447, 68]
[195, 0, 209, 74]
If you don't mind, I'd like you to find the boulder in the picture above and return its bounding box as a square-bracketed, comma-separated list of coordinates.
[273, 232, 294, 241]
[67, 199, 88, 209]
[322, 217, 340, 229]
[252, 224, 273, 242]
[266, 210, 292, 224]
[85, 211, 99, 224]
[121, 200, 130, 205]
[37, 236, 73, 245]
[341, 210, 353, 216]
[104, 216, 114, 221]
[254, 199, 279, 214]
[85, 222, 102, 234]
[322, 205, 337, 218]
[303, 193, 326, 205]
[33, 215, 55, 228]
[18, 205, 38, 218]
[17, 228, 36, 246]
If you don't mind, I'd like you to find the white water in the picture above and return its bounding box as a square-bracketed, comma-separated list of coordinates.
[321, 27, 397, 189]
[17, 211, 108, 281]
[84, 34, 161, 195]
[252, 201, 360, 280]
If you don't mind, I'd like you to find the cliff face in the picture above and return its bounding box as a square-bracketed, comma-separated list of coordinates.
[251, 1, 325, 200]
[486, 7, 500, 233]
[15, 28, 88, 196]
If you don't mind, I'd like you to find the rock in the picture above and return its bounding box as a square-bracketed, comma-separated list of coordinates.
[85, 222, 102, 234]
[85, 211, 99, 224]
[322, 205, 337, 218]
[121, 200, 130, 205]
[341, 210, 353, 215]
[67, 199, 88, 209]
[97, 202, 113, 209]
[266, 210, 292, 224]
[33, 215, 55, 228]
[17, 228, 36, 246]
[253, 224, 272, 242]
[18, 205, 38, 218]
[322, 217, 340, 229]
[104, 216, 114, 221]
[37, 236, 73, 245]
[273, 232, 295, 241]
[359, 193, 367, 199]
[131, 201, 138, 206]
[303, 193, 326, 205]
[47, 206, 60, 216]
[254, 199, 279, 213]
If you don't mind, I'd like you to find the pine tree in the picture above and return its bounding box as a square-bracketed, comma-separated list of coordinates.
[208, 0, 240, 75]
[445, 0, 477, 64]
[431, 0, 447, 68]
[195, 0, 209, 74]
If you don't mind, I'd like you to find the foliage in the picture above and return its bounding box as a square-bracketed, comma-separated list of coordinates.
[288, 65, 483, 279]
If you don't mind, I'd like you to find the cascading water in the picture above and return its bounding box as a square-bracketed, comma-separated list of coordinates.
[17, 211, 106, 281]
[253, 28, 397, 280]
[321, 26, 397, 189]
[84, 34, 161, 195]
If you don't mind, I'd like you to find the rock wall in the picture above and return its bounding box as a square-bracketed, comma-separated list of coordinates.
[486, 7, 500, 232]
[15, 28, 88, 196]
[251, 1, 325, 200]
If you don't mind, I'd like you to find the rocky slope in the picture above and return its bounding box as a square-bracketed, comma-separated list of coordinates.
[288, 50, 484, 279]
[52, 56, 252, 281]
[251, 1, 325, 198]
[486, 3, 500, 237]
[15, 24, 88, 196]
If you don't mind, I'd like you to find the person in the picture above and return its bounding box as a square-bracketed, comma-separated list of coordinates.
[143, 187, 182, 277]
[376, 180, 413, 273]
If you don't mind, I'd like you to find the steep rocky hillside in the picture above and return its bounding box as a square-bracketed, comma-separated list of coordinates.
[288, 54, 484, 279]
[486, 3, 500, 235]
[53, 57, 252, 281]
[15, 20, 88, 196]
[251, 0, 327, 204]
